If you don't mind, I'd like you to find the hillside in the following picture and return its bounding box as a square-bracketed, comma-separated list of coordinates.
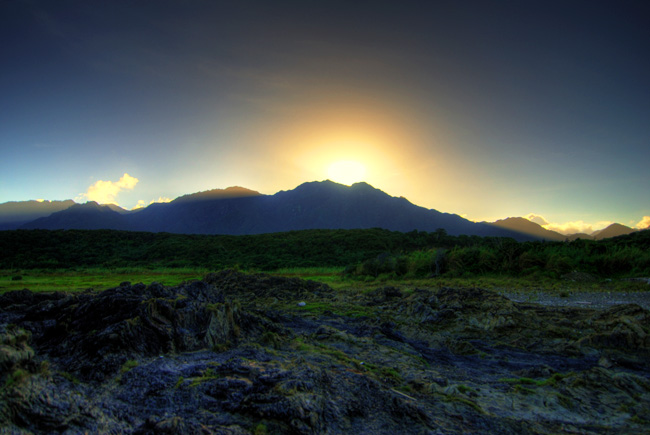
[592, 223, 636, 240]
[4, 183, 640, 241]
[19, 181, 530, 240]
[488, 217, 566, 241]
[489, 218, 637, 242]
[0, 200, 75, 230]
[23, 202, 128, 231]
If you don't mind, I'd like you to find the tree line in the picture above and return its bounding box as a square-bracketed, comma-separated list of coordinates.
[1, 228, 648, 278]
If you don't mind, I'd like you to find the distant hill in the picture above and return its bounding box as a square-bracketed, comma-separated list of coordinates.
[172, 186, 261, 203]
[489, 218, 637, 241]
[591, 223, 636, 240]
[0, 200, 75, 230]
[22, 202, 128, 230]
[488, 217, 566, 241]
[8, 182, 639, 241]
[104, 204, 132, 214]
[17, 181, 531, 239]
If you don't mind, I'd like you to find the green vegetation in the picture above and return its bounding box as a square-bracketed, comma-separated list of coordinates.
[174, 376, 185, 389]
[253, 422, 268, 435]
[120, 359, 139, 373]
[441, 393, 485, 413]
[0, 267, 208, 293]
[0, 228, 417, 270]
[1, 228, 648, 294]
[500, 372, 573, 392]
[349, 234, 650, 280]
[59, 371, 81, 385]
[189, 368, 220, 387]
[4, 368, 30, 389]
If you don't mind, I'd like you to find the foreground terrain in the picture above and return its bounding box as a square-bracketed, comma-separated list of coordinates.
[1, 270, 649, 434]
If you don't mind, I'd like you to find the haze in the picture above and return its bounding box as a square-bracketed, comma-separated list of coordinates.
[1, 1, 649, 235]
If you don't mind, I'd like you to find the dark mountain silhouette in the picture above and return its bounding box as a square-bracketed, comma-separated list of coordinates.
[488, 217, 566, 241]
[22, 202, 128, 230]
[489, 218, 638, 241]
[104, 204, 132, 214]
[12, 182, 638, 240]
[172, 186, 261, 203]
[0, 199, 75, 230]
[591, 223, 636, 240]
[18, 181, 529, 239]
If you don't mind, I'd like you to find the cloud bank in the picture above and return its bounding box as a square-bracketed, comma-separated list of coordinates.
[525, 213, 613, 235]
[77, 173, 139, 206]
[637, 216, 650, 230]
[544, 220, 613, 235]
[524, 213, 549, 226]
[133, 197, 172, 210]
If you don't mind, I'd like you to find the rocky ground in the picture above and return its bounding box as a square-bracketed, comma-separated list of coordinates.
[499, 289, 650, 310]
[1, 270, 649, 434]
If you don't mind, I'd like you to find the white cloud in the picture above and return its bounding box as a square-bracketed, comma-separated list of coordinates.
[636, 216, 650, 230]
[542, 220, 612, 235]
[523, 213, 615, 235]
[524, 213, 549, 226]
[133, 196, 172, 210]
[76, 173, 139, 206]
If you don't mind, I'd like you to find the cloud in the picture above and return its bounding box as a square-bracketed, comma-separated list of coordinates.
[524, 213, 615, 235]
[76, 173, 139, 205]
[542, 220, 612, 235]
[524, 213, 549, 226]
[636, 216, 650, 230]
[133, 196, 172, 210]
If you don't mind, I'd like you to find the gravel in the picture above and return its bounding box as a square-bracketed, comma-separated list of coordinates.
[498, 289, 650, 310]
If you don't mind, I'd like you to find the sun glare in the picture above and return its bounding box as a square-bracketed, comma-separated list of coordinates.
[327, 160, 367, 185]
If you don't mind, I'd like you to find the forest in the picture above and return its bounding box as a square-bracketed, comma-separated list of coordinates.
[1, 228, 649, 279]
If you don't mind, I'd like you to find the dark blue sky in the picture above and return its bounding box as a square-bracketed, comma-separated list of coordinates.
[1, 0, 649, 232]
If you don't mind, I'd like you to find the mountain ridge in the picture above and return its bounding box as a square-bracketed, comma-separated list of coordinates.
[17, 181, 527, 239]
[4, 181, 638, 240]
[491, 216, 637, 241]
[0, 199, 76, 230]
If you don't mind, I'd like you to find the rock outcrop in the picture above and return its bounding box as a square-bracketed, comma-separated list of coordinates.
[1, 271, 649, 433]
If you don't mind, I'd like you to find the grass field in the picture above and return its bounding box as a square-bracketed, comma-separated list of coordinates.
[0, 267, 210, 293]
[2, 266, 648, 295]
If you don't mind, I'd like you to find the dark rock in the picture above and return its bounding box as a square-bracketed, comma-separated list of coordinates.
[1, 273, 649, 434]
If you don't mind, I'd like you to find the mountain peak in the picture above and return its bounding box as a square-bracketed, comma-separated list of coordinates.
[591, 223, 635, 240]
[350, 181, 374, 190]
[489, 217, 566, 241]
[173, 186, 262, 203]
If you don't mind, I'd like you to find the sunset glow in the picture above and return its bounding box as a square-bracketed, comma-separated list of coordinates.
[327, 160, 367, 186]
[0, 1, 648, 230]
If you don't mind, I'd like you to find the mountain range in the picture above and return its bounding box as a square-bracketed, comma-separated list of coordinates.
[0, 181, 637, 240]
[487, 217, 635, 241]
[0, 199, 75, 230]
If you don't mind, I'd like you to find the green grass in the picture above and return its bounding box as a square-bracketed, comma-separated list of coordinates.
[0, 267, 210, 293]
[189, 368, 220, 387]
[273, 266, 350, 288]
[4, 368, 30, 389]
[499, 372, 573, 389]
[1, 266, 646, 295]
[120, 359, 139, 373]
[341, 274, 650, 294]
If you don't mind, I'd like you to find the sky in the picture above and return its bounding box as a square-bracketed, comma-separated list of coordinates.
[1, 0, 649, 234]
